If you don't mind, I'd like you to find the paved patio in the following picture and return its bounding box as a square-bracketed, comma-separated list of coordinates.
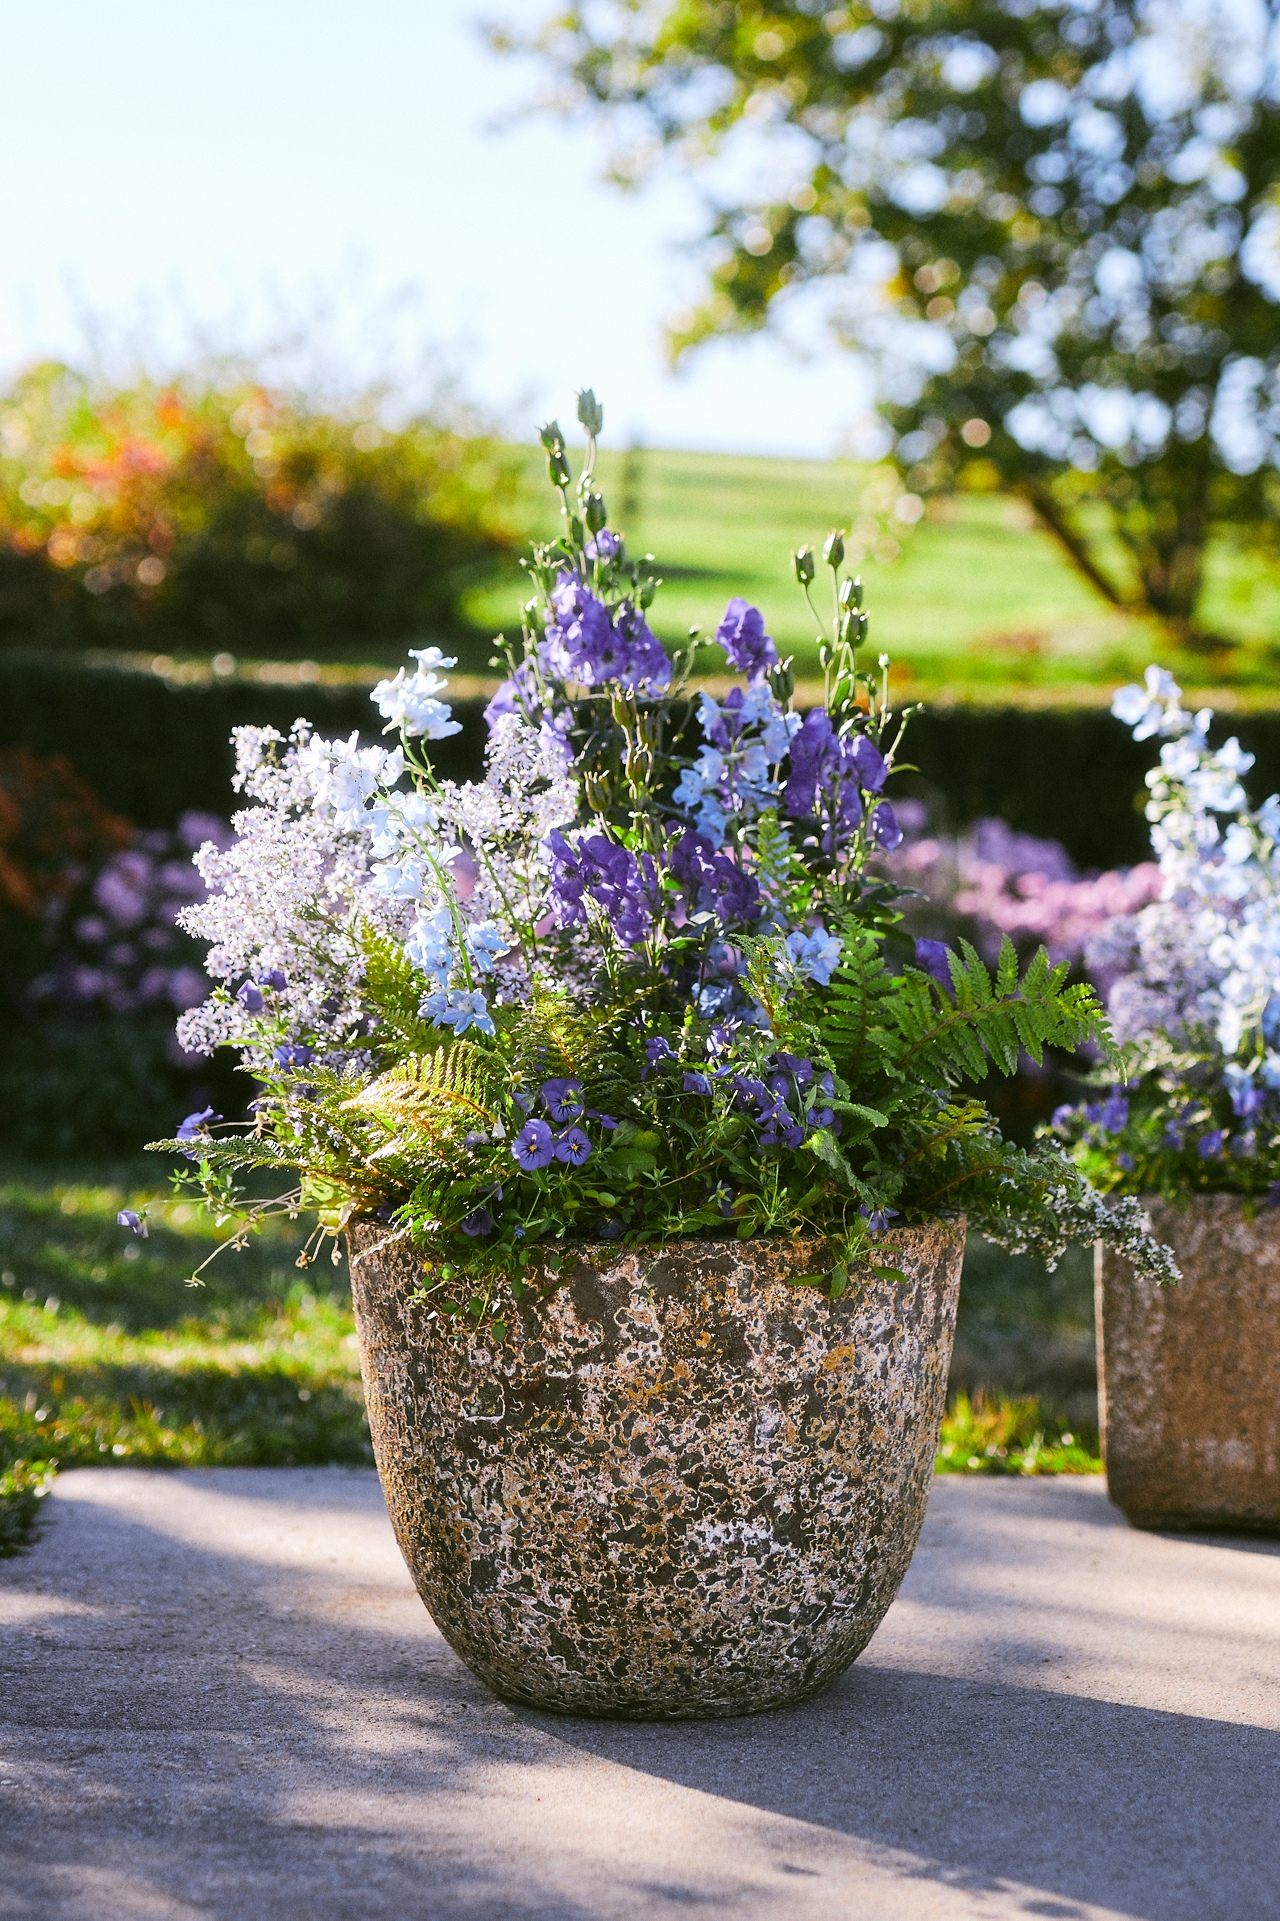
[2, 1468, 1277, 1920]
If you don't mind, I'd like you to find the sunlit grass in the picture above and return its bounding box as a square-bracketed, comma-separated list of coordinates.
[460, 443, 1280, 695]
[937, 1391, 1101, 1476]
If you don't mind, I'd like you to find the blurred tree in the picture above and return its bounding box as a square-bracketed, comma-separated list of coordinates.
[509, 0, 1280, 644]
[0, 365, 517, 660]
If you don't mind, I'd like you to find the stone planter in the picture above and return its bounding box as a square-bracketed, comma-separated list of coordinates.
[348, 1222, 964, 1720]
[1097, 1195, 1280, 1532]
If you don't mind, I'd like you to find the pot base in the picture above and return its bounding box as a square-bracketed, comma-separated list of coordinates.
[350, 1227, 965, 1719]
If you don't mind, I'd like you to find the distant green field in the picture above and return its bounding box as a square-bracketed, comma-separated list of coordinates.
[463, 444, 1280, 696]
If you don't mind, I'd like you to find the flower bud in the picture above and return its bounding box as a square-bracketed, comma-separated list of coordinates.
[576, 388, 604, 436]
[585, 491, 608, 533]
[823, 529, 845, 569]
[839, 575, 863, 610]
[793, 546, 815, 585]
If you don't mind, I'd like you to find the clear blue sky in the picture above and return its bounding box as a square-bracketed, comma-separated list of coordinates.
[0, 0, 868, 455]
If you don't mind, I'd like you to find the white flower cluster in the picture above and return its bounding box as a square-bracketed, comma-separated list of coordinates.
[1107, 667, 1280, 1081]
[177, 651, 581, 1064]
[175, 722, 392, 1071]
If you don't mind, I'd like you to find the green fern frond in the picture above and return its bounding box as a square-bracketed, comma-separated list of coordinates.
[358, 921, 438, 1057]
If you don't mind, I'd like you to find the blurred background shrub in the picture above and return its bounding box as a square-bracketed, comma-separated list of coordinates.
[0, 362, 517, 660]
[0, 755, 241, 1155]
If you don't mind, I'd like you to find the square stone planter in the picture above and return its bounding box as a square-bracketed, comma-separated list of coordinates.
[1096, 1195, 1280, 1531]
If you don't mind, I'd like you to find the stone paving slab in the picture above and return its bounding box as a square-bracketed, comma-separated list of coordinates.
[1, 1468, 1277, 1921]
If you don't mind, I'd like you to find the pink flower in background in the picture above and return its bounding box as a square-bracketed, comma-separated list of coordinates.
[882, 811, 1162, 970]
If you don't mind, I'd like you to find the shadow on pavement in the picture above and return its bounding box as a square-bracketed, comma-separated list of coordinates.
[1, 1471, 1277, 1921]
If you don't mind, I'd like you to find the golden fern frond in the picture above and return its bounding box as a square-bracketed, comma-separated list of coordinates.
[341, 1041, 502, 1145]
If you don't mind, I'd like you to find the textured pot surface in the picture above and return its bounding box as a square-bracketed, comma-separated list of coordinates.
[1097, 1195, 1280, 1531]
[349, 1224, 964, 1720]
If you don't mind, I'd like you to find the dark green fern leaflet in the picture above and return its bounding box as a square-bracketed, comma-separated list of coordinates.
[880, 939, 1114, 1089]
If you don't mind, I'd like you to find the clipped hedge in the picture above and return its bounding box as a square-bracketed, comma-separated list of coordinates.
[3, 650, 1280, 864]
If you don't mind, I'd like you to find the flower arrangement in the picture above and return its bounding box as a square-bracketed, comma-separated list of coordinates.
[142, 393, 1174, 1317]
[1055, 667, 1280, 1204]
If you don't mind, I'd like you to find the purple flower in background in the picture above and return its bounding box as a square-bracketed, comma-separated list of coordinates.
[554, 1126, 592, 1166]
[716, 599, 778, 684]
[915, 939, 954, 990]
[460, 1207, 494, 1237]
[512, 1119, 556, 1171]
[237, 981, 265, 1014]
[1198, 1130, 1227, 1158]
[1084, 1092, 1129, 1135]
[645, 1036, 676, 1068]
[586, 529, 620, 561]
[683, 1071, 712, 1095]
[539, 1078, 584, 1121]
[258, 969, 287, 991]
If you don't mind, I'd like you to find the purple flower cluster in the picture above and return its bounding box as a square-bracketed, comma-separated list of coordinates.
[655, 1041, 837, 1150]
[547, 831, 663, 947]
[782, 710, 900, 853]
[509, 1076, 618, 1172]
[29, 812, 231, 1035]
[543, 573, 671, 692]
[668, 829, 762, 928]
[715, 599, 778, 685]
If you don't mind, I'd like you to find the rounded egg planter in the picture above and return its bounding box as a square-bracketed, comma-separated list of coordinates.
[349, 1221, 965, 1720]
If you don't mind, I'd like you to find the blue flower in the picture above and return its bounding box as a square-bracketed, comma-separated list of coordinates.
[645, 1037, 676, 1067]
[257, 969, 287, 990]
[460, 1207, 494, 1237]
[859, 1205, 899, 1234]
[273, 1044, 314, 1070]
[177, 1106, 221, 1140]
[915, 940, 954, 992]
[1117, 1153, 1136, 1172]
[421, 988, 495, 1037]
[784, 925, 843, 986]
[512, 1119, 556, 1171]
[683, 1071, 712, 1095]
[117, 1208, 148, 1238]
[868, 800, 902, 851]
[554, 1126, 592, 1166]
[1197, 1130, 1227, 1158]
[237, 981, 264, 1013]
[539, 1078, 584, 1121]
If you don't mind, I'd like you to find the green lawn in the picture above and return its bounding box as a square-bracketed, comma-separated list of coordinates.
[0, 1161, 1098, 1551]
[460, 444, 1280, 698]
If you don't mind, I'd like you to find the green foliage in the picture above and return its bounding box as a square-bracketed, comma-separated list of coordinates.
[0, 361, 516, 658]
[517, 2, 1280, 640]
[937, 1392, 1100, 1476]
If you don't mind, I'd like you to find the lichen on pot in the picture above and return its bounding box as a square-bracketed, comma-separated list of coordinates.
[351, 1221, 965, 1720]
[1098, 1195, 1280, 1533]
